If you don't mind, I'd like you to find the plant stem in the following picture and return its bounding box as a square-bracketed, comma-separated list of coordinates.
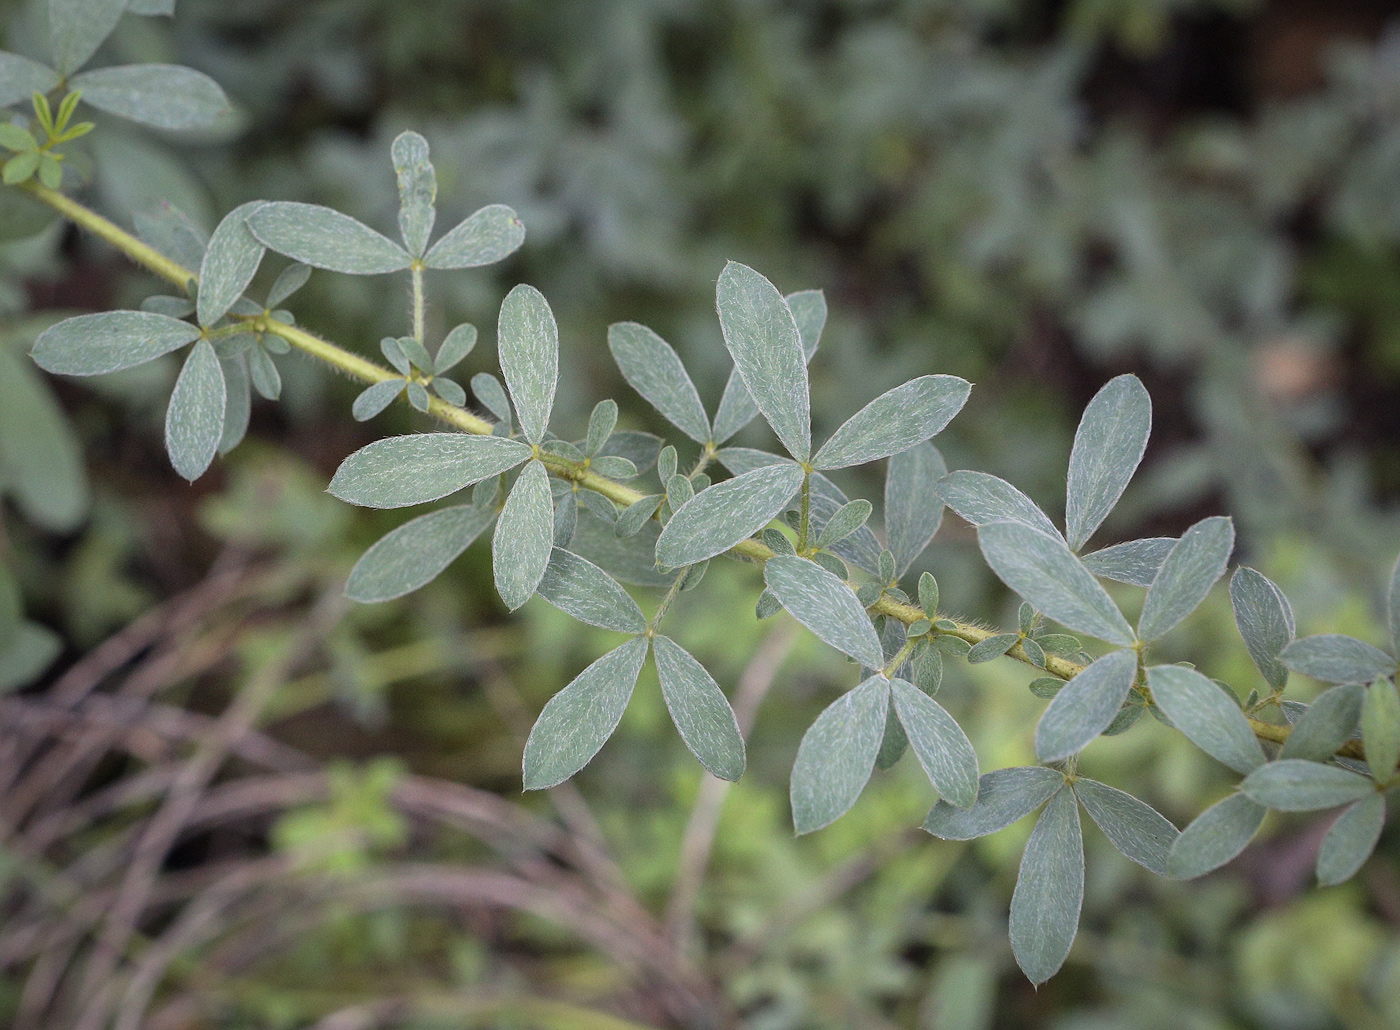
[24, 183, 1348, 759]
[410, 262, 425, 343]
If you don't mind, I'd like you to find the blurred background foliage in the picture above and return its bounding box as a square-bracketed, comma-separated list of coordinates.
[4, 0, 1400, 1027]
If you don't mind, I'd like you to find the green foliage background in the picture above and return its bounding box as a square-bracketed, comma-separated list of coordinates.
[4, 0, 1400, 1027]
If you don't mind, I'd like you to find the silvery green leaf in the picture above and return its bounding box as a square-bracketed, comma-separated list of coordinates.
[764, 554, 884, 669]
[713, 446, 784, 477]
[1316, 794, 1386, 886]
[0, 621, 62, 693]
[1137, 516, 1234, 642]
[217, 354, 249, 455]
[911, 639, 942, 695]
[352, 379, 404, 421]
[50, 0, 125, 74]
[978, 521, 1136, 646]
[937, 471, 1062, 541]
[654, 635, 745, 781]
[1280, 683, 1364, 761]
[132, 201, 207, 273]
[885, 443, 946, 576]
[813, 375, 970, 470]
[1009, 789, 1083, 985]
[497, 284, 557, 445]
[1065, 375, 1151, 551]
[0, 345, 88, 532]
[493, 461, 553, 610]
[790, 675, 889, 834]
[1022, 638, 1047, 668]
[522, 636, 648, 789]
[1280, 634, 1395, 684]
[924, 767, 1063, 840]
[541, 439, 585, 464]
[0, 52, 60, 107]
[1390, 553, 1400, 654]
[471, 373, 511, 425]
[585, 399, 618, 457]
[1148, 664, 1265, 774]
[712, 288, 823, 443]
[615, 495, 662, 538]
[248, 346, 280, 401]
[1230, 567, 1295, 691]
[346, 504, 494, 603]
[1362, 679, 1400, 782]
[919, 573, 939, 617]
[536, 547, 646, 633]
[891, 678, 978, 808]
[71, 64, 231, 130]
[1079, 537, 1174, 587]
[607, 322, 710, 444]
[598, 430, 661, 474]
[755, 589, 781, 619]
[965, 634, 1017, 665]
[666, 473, 695, 510]
[577, 488, 616, 523]
[715, 261, 810, 461]
[391, 130, 435, 258]
[127, 0, 176, 15]
[552, 486, 576, 548]
[1035, 648, 1138, 763]
[1072, 778, 1178, 875]
[423, 204, 524, 269]
[196, 202, 266, 328]
[811, 552, 846, 578]
[380, 337, 412, 375]
[247, 203, 412, 275]
[808, 472, 883, 574]
[816, 499, 872, 550]
[432, 377, 466, 408]
[571, 511, 674, 588]
[330, 433, 531, 508]
[0, 180, 54, 240]
[164, 339, 225, 481]
[589, 455, 637, 481]
[266, 262, 312, 307]
[1241, 759, 1376, 811]
[875, 706, 909, 770]
[1166, 793, 1265, 878]
[656, 462, 803, 568]
[141, 295, 194, 318]
[33, 311, 199, 375]
[433, 323, 477, 375]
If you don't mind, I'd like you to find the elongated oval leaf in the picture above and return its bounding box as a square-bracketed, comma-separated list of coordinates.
[937, 471, 1062, 541]
[924, 767, 1064, 840]
[536, 548, 646, 633]
[71, 65, 231, 130]
[715, 261, 810, 461]
[1317, 794, 1386, 886]
[1035, 648, 1138, 763]
[493, 461, 554, 611]
[164, 340, 225, 481]
[607, 322, 710, 443]
[656, 462, 803, 568]
[0, 52, 60, 107]
[654, 635, 745, 781]
[813, 375, 970, 470]
[423, 204, 525, 269]
[522, 636, 649, 789]
[50, 0, 125, 74]
[1079, 537, 1174, 587]
[33, 311, 199, 375]
[764, 554, 883, 669]
[711, 288, 823, 443]
[330, 433, 530, 509]
[885, 443, 946, 576]
[1072, 778, 1178, 875]
[1137, 516, 1234, 641]
[346, 504, 495, 603]
[890, 678, 978, 808]
[1148, 664, 1265, 774]
[1065, 375, 1151, 551]
[1009, 789, 1083, 985]
[1166, 793, 1265, 879]
[1280, 634, 1396, 685]
[978, 521, 1135, 646]
[247, 203, 411, 275]
[1362, 678, 1400, 783]
[1230, 567, 1295, 691]
[497, 284, 557, 445]
[391, 131, 436, 258]
[790, 675, 889, 834]
[1240, 759, 1376, 811]
[0, 346, 88, 531]
[197, 202, 266, 328]
[1280, 683, 1364, 761]
[218, 354, 250, 455]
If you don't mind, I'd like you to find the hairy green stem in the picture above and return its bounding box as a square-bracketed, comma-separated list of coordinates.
[26, 183, 1342, 758]
[410, 262, 425, 344]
